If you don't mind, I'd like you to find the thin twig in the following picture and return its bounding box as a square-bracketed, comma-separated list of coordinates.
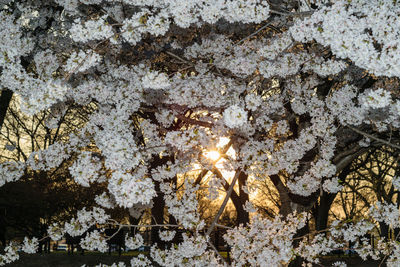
[347, 125, 400, 150]
[236, 22, 273, 45]
[269, 9, 290, 16]
[175, 114, 214, 128]
[215, 223, 233, 230]
[165, 51, 193, 65]
[379, 230, 400, 267]
[104, 225, 123, 241]
[106, 220, 180, 229]
[208, 240, 228, 265]
[270, 8, 314, 17]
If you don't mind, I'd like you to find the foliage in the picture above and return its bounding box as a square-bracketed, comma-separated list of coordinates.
[0, 0, 400, 266]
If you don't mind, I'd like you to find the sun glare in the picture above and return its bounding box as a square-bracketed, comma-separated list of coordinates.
[204, 150, 221, 162]
[203, 137, 235, 163]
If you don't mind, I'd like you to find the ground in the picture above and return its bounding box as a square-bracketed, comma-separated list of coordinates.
[7, 252, 382, 266]
[8, 252, 134, 267]
[320, 257, 381, 267]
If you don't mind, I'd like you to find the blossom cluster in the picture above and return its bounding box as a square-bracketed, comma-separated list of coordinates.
[80, 230, 108, 253]
[1, 0, 400, 266]
[64, 207, 110, 237]
[290, 0, 400, 77]
[69, 151, 103, 187]
[0, 161, 25, 187]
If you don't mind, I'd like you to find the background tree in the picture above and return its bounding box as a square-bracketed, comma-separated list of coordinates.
[0, 0, 400, 266]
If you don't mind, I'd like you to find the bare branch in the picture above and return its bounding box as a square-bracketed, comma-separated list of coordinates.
[206, 170, 240, 236]
[347, 125, 400, 150]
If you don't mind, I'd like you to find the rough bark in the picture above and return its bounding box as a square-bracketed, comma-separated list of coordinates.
[0, 89, 12, 131]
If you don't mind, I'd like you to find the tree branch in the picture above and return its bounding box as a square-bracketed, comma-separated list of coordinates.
[206, 170, 240, 236]
[347, 125, 400, 150]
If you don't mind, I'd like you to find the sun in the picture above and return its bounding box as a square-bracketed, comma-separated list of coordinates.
[204, 150, 221, 162]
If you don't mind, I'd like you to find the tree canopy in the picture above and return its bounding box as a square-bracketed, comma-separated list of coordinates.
[1, 0, 400, 266]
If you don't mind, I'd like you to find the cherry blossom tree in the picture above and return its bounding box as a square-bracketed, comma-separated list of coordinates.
[1, 0, 400, 266]
[0, 98, 112, 253]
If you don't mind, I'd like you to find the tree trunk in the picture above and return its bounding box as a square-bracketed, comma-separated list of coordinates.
[312, 165, 352, 231]
[151, 180, 165, 247]
[0, 89, 12, 131]
[236, 171, 250, 226]
[312, 192, 336, 231]
[380, 222, 390, 239]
